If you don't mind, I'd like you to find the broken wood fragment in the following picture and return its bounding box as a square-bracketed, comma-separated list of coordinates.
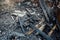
[48, 25, 56, 36]
[25, 28, 34, 35]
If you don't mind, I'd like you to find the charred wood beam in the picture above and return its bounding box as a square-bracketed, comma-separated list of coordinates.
[39, 0, 49, 22]
[48, 25, 56, 36]
[30, 23, 53, 40]
[18, 17, 25, 33]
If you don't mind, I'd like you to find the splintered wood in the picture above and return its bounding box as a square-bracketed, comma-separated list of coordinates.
[35, 18, 45, 31]
[48, 25, 56, 36]
[26, 18, 45, 35]
[26, 28, 34, 35]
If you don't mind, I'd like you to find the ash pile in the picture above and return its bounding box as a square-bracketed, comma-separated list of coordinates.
[0, 0, 60, 40]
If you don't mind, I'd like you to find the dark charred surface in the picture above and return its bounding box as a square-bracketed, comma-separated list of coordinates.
[0, 0, 60, 40]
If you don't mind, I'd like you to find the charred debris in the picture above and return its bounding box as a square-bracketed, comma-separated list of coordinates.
[0, 0, 60, 40]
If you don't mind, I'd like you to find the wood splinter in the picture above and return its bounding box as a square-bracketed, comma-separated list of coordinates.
[48, 25, 56, 36]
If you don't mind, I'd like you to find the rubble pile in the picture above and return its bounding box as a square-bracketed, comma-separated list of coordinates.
[0, 0, 60, 40]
